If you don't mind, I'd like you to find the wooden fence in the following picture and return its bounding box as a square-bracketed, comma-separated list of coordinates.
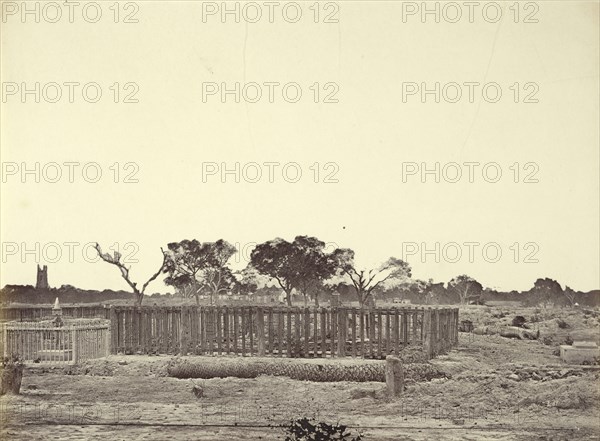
[110, 306, 458, 359]
[0, 306, 110, 322]
[1, 321, 110, 365]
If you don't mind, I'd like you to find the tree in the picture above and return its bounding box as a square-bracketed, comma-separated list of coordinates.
[529, 278, 563, 308]
[233, 268, 257, 296]
[234, 266, 272, 296]
[163, 240, 211, 304]
[563, 285, 577, 307]
[395, 278, 433, 304]
[426, 282, 446, 305]
[447, 275, 483, 305]
[289, 236, 338, 307]
[250, 238, 298, 306]
[331, 249, 411, 308]
[198, 240, 237, 304]
[94, 243, 167, 307]
[163, 239, 236, 305]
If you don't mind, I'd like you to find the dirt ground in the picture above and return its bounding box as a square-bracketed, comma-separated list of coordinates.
[1, 306, 599, 440]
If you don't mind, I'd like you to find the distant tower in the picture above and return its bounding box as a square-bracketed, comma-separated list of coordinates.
[36, 265, 49, 289]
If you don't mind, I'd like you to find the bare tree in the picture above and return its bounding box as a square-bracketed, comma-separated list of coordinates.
[95, 243, 167, 307]
[332, 249, 411, 308]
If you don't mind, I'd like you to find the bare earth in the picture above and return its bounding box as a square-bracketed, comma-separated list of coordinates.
[1, 306, 599, 440]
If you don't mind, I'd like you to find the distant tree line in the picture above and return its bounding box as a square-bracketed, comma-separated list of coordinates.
[0, 284, 132, 305]
[2, 236, 598, 308]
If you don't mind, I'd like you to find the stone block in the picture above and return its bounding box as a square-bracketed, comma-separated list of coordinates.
[560, 343, 600, 364]
[385, 355, 404, 397]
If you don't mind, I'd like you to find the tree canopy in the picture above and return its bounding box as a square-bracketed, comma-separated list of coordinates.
[163, 239, 236, 304]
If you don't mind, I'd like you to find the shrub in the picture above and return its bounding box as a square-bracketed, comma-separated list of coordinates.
[283, 418, 362, 441]
[289, 337, 306, 358]
[512, 316, 527, 328]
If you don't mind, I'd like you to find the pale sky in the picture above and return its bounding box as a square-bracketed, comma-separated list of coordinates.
[1, 1, 598, 293]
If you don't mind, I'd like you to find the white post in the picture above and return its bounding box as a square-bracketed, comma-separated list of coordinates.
[385, 355, 404, 397]
[104, 326, 110, 357]
[72, 327, 79, 365]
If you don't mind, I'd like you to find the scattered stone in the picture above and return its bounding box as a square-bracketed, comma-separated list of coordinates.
[118, 360, 128, 366]
[192, 385, 204, 398]
[508, 373, 520, 381]
[472, 327, 488, 335]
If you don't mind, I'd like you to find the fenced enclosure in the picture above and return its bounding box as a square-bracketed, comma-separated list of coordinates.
[110, 306, 459, 359]
[0, 305, 110, 322]
[0, 322, 110, 365]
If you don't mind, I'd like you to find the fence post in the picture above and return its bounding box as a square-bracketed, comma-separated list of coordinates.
[72, 327, 79, 365]
[256, 308, 265, 356]
[434, 309, 441, 356]
[104, 325, 110, 358]
[455, 308, 459, 344]
[304, 308, 310, 356]
[337, 308, 345, 357]
[422, 308, 432, 359]
[446, 310, 450, 350]
[110, 306, 118, 355]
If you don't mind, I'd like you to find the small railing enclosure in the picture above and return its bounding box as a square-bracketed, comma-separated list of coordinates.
[1, 322, 110, 365]
[110, 306, 458, 359]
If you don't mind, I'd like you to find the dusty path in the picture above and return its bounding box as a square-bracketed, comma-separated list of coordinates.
[1, 333, 598, 440]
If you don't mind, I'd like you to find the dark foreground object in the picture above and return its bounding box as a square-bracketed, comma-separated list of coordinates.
[1, 356, 24, 396]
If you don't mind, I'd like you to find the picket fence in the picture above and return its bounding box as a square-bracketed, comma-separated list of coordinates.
[1, 322, 110, 365]
[110, 306, 459, 359]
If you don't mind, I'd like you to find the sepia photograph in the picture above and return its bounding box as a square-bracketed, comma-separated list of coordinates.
[0, 1, 599, 440]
